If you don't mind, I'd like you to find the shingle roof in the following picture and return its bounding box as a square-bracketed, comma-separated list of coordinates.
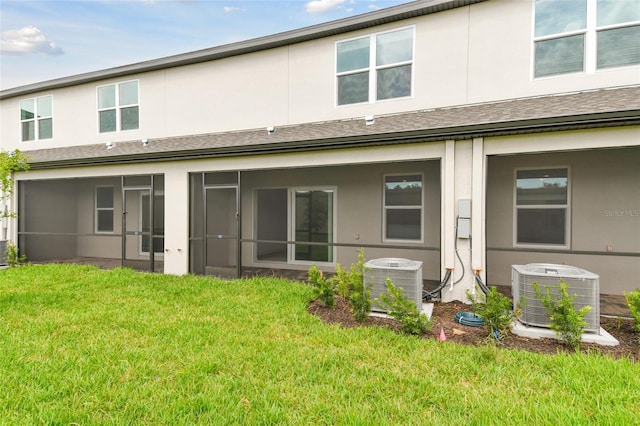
[25, 85, 640, 169]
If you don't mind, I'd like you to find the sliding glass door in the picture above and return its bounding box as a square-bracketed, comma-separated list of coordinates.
[293, 189, 334, 263]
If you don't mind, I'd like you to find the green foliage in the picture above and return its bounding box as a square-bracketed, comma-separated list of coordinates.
[0, 264, 639, 425]
[346, 248, 371, 322]
[468, 286, 521, 339]
[375, 279, 432, 335]
[4, 242, 26, 267]
[0, 149, 29, 219]
[533, 280, 592, 350]
[332, 263, 352, 298]
[308, 264, 335, 308]
[308, 249, 371, 321]
[624, 289, 640, 335]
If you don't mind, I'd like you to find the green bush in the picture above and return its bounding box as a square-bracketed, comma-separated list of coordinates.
[308, 264, 335, 308]
[346, 249, 371, 322]
[533, 280, 591, 350]
[331, 263, 352, 299]
[624, 289, 640, 335]
[5, 242, 27, 268]
[312, 249, 371, 321]
[468, 286, 520, 339]
[375, 279, 432, 335]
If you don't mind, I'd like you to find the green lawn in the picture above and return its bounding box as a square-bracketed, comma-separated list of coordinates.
[1, 264, 638, 425]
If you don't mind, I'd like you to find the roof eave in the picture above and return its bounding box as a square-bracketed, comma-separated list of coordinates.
[25, 110, 639, 170]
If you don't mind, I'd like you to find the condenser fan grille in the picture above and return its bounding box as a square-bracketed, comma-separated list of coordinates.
[365, 258, 423, 312]
[512, 263, 600, 333]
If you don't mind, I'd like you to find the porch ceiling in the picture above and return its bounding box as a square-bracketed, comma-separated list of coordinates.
[23, 85, 640, 169]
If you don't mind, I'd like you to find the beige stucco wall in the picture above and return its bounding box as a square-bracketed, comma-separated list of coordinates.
[76, 177, 122, 259]
[18, 177, 123, 261]
[3, 0, 638, 153]
[13, 142, 445, 276]
[239, 160, 442, 281]
[486, 145, 640, 295]
[466, 0, 639, 102]
[18, 179, 78, 260]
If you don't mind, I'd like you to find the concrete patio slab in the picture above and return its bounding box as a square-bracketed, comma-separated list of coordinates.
[512, 321, 619, 346]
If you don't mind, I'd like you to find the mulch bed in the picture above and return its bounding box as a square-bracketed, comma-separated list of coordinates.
[307, 297, 639, 362]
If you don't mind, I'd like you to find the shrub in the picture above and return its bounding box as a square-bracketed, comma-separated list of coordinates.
[0, 149, 30, 223]
[347, 249, 371, 322]
[332, 263, 352, 298]
[468, 286, 520, 339]
[533, 280, 591, 350]
[624, 289, 640, 335]
[308, 265, 335, 308]
[5, 242, 26, 268]
[375, 279, 431, 335]
[310, 249, 371, 321]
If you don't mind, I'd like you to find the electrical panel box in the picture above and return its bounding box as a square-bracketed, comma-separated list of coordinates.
[458, 199, 471, 218]
[457, 199, 471, 238]
[457, 218, 470, 239]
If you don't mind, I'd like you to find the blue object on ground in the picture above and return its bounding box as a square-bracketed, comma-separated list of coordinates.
[454, 311, 484, 327]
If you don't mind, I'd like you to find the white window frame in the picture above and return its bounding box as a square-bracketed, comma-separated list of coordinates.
[382, 173, 424, 244]
[288, 186, 337, 266]
[513, 167, 570, 249]
[95, 186, 115, 234]
[19, 95, 53, 141]
[96, 80, 140, 133]
[335, 26, 415, 106]
[532, 0, 640, 78]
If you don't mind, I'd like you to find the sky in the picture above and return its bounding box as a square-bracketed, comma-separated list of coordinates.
[0, 0, 411, 90]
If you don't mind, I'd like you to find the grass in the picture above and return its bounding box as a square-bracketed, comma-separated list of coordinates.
[1, 264, 639, 425]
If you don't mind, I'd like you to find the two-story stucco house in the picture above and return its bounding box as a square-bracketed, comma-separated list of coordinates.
[1, 0, 638, 304]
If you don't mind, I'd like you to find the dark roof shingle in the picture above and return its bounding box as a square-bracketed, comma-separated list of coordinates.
[25, 85, 640, 168]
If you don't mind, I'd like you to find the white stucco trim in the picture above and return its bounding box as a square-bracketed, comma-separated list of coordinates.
[471, 137, 485, 275]
[16, 141, 447, 182]
[442, 140, 456, 272]
[484, 126, 640, 156]
[163, 169, 189, 275]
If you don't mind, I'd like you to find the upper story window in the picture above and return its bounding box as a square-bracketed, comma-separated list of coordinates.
[97, 80, 139, 133]
[534, 0, 640, 77]
[383, 174, 423, 242]
[20, 95, 53, 141]
[336, 27, 414, 106]
[515, 168, 569, 247]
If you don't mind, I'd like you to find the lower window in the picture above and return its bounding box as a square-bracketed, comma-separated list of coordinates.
[517, 208, 566, 245]
[515, 168, 569, 247]
[383, 174, 423, 241]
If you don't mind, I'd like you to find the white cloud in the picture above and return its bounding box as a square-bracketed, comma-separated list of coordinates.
[224, 6, 245, 13]
[1, 26, 64, 56]
[367, 0, 381, 10]
[305, 0, 346, 13]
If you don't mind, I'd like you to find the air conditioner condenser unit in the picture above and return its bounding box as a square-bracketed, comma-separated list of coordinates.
[365, 258, 423, 313]
[512, 263, 600, 333]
